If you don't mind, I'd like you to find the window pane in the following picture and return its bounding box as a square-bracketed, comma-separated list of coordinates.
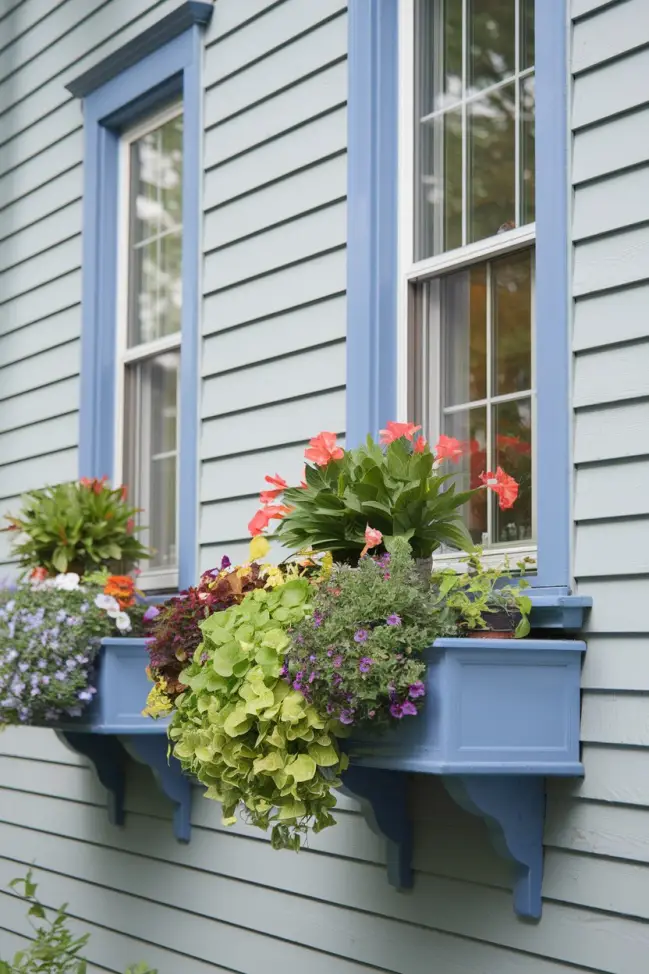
[521, 74, 535, 225]
[468, 0, 516, 93]
[419, 110, 463, 257]
[467, 83, 516, 243]
[128, 112, 183, 347]
[494, 398, 532, 543]
[443, 264, 487, 405]
[443, 407, 488, 545]
[492, 250, 532, 396]
[521, 0, 535, 70]
[125, 351, 179, 572]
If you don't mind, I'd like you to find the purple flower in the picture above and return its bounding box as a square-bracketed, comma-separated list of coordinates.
[280, 663, 288, 678]
[65, 659, 77, 671]
[354, 629, 369, 644]
[326, 702, 334, 714]
[359, 657, 373, 673]
[56, 609, 67, 623]
[309, 655, 317, 662]
[30, 688, 40, 697]
[18, 662, 29, 673]
[333, 655, 343, 669]
[66, 616, 80, 627]
[332, 674, 342, 687]
[295, 634, 304, 645]
[386, 614, 402, 627]
[326, 649, 333, 657]
[80, 602, 89, 613]
[390, 701, 404, 719]
[292, 679, 303, 692]
[143, 605, 161, 623]
[220, 555, 231, 571]
[401, 700, 418, 717]
[54, 670, 67, 681]
[78, 690, 94, 702]
[308, 671, 317, 684]
[313, 612, 323, 629]
[408, 681, 426, 699]
[41, 676, 50, 686]
[339, 709, 355, 725]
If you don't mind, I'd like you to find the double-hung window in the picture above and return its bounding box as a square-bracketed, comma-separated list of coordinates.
[117, 106, 183, 591]
[403, 0, 536, 560]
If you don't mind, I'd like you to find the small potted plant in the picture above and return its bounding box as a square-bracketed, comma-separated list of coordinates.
[432, 551, 532, 639]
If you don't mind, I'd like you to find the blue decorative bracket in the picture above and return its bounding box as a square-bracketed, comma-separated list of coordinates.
[443, 776, 545, 920]
[56, 730, 192, 843]
[57, 731, 126, 828]
[341, 765, 413, 890]
[122, 735, 192, 843]
[342, 769, 545, 919]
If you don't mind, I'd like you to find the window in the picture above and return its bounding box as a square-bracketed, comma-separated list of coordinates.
[74, 8, 211, 594]
[406, 0, 536, 558]
[118, 107, 183, 590]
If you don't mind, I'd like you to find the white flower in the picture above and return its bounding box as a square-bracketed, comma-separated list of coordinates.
[95, 593, 120, 613]
[54, 573, 80, 591]
[115, 612, 132, 633]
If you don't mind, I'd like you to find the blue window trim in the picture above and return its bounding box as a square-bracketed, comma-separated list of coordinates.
[346, 0, 572, 594]
[74, 4, 212, 590]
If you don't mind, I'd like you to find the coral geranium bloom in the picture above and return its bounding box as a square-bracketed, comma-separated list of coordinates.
[479, 467, 519, 510]
[434, 434, 464, 463]
[247, 504, 292, 537]
[360, 524, 383, 559]
[413, 436, 427, 454]
[304, 431, 344, 466]
[379, 421, 421, 445]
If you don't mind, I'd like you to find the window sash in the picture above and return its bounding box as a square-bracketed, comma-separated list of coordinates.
[401, 0, 537, 559]
[116, 103, 183, 591]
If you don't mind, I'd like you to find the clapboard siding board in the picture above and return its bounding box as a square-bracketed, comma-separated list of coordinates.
[0, 102, 81, 182]
[574, 401, 649, 463]
[572, 46, 649, 130]
[0, 166, 82, 242]
[575, 459, 649, 520]
[572, 0, 649, 72]
[0, 200, 82, 270]
[573, 105, 649, 184]
[573, 166, 649, 241]
[574, 341, 649, 407]
[573, 283, 649, 351]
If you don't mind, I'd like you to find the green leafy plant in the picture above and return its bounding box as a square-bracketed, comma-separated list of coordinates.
[273, 434, 477, 564]
[0, 872, 156, 973]
[432, 551, 532, 638]
[285, 537, 455, 729]
[4, 478, 149, 577]
[170, 578, 349, 850]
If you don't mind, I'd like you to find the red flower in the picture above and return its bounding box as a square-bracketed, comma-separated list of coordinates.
[120, 484, 128, 501]
[479, 467, 519, 510]
[434, 435, 464, 463]
[304, 431, 344, 467]
[360, 524, 383, 559]
[260, 474, 287, 505]
[379, 421, 421, 445]
[247, 504, 293, 537]
[126, 518, 135, 534]
[413, 436, 427, 454]
[30, 567, 49, 582]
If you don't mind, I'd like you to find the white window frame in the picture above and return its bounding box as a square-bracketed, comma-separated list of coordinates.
[114, 101, 183, 592]
[396, 0, 537, 569]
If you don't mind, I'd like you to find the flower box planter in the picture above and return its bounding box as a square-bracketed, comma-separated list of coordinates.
[46, 636, 191, 843]
[341, 637, 586, 920]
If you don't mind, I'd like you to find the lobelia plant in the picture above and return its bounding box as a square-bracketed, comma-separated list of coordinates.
[169, 577, 349, 850]
[247, 424, 519, 565]
[4, 478, 150, 578]
[0, 572, 147, 728]
[284, 537, 455, 729]
[0, 871, 156, 974]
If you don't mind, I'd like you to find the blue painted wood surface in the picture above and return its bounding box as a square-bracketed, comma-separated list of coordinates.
[347, 638, 586, 775]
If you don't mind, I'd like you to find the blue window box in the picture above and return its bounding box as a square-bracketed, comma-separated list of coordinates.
[341, 637, 586, 920]
[54, 637, 166, 735]
[46, 637, 190, 843]
[347, 638, 584, 775]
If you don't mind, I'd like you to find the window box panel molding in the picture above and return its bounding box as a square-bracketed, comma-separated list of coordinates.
[346, 0, 574, 593]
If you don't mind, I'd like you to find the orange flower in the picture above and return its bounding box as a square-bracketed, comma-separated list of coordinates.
[359, 524, 383, 558]
[247, 504, 292, 537]
[120, 485, 128, 501]
[80, 475, 109, 494]
[126, 518, 135, 534]
[304, 431, 344, 467]
[105, 574, 136, 609]
[479, 468, 519, 510]
[413, 436, 427, 454]
[379, 421, 421, 445]
[434, 435, 464, 463]
[30, 567, 49, 582]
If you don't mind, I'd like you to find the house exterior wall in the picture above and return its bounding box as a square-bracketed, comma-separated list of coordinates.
[1, 1, 649, 972]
